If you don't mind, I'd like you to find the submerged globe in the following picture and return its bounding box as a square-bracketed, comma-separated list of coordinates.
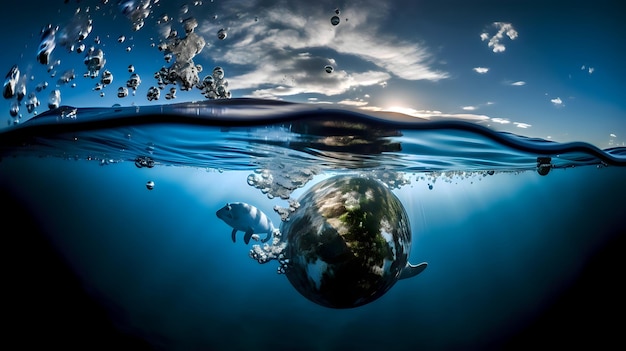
[282, 175, 421, 308]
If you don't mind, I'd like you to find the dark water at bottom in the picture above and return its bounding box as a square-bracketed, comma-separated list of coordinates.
[1, 100, 625, 350]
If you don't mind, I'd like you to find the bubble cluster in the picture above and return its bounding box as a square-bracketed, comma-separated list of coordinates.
[25, 93, 40, 114]
[273, 199, 301, 222]
[126, 73, 141, 92]
[146, 86, 160, 101]
[248, 231, 290, 274]
[119, 0, 151, 31]
[57, 69, 76, 85]
[4, 0, 235, 123]
[247, 164, 319, 199]
[200, 66, 231, 99]
[370, 170, 410, 189]
[58, 106, 77, 119]
[134, 156, 155, 168]
[57, 12, 92, 52]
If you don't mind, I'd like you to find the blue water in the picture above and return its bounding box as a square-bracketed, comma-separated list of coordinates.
[1, 99, 625, 350]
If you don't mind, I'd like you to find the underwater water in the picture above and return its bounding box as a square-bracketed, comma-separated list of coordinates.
[1, 100, 625, 350]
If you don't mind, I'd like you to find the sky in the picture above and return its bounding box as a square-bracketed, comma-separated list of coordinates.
[1, 0, 624, 148]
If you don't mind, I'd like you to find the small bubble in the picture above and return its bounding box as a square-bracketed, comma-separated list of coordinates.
[9, 101, 19, 117]
[101, 70, 113, 85]
[128, 64, 134, 72]
[118, 35, 126, 43]
[330, 15, 340, 26]
[324, 65, 334, 74]
[117, 86, 129, 98]
[212, 66, 224, 80]
[146, 180, 155, 190]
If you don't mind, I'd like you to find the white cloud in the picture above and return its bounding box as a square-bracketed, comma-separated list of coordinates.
[473, 67, 489, 74]
[481, 22, 518, 53]
[360, 106, 490, 121]
[196, 1, 448, 98]
[511, 81, 526, 86]
[550, 97, 563, 106]
[514, 122, 531, 128]
[610, 133, 617, 138]
[462, 106, 476, 110]
[338, 99, 368, 106]
[491, 118, 510, 124]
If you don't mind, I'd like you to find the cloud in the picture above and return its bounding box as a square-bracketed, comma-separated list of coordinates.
[462, 106, 476, 111]
[514, 122, 531, 128]
[473, 67, 489, 74]
[338, 99, 368, 106]
[550, 97, 563, 106]
[360, 106, 490, 121]
[511, 81, 525, 86]
[610, 133, 617, 138]
[480, 22, 518, 53]
[491, 118, 510, 124]
[196, 0, 448, 98]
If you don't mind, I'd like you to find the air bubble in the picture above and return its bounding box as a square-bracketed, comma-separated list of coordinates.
[126, 73, 141, 90]
[217, 28, 227, 40]
[37, 25, 57, 65]
[324, 65, 334, 74]
[84, 48, 106, 78]
[3, 65, 20, 99]
[48, 89, 61, 109]
[9, 101, 19, 117]
[146, 181, 155, 190]
[147, 86, 160, 101]
[330, 15, 340, 26]
[100, 70, 113, 85]
[117, 86, 129, 98]
[212, 66, 224, 80]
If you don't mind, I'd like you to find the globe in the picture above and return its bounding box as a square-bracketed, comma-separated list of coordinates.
[282, 174, 425, 308]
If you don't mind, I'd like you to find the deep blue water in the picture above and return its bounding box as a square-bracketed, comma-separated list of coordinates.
[1, 99, 625, 350]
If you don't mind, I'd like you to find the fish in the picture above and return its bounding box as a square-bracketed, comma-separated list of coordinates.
[216, 202, 276, 244]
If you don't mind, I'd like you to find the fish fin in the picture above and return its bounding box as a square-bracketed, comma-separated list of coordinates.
[399, 262, 428, 280]
[262, 231, 272, 243]
[231, 228, 238, 243]
[244, 229, 254, 245]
